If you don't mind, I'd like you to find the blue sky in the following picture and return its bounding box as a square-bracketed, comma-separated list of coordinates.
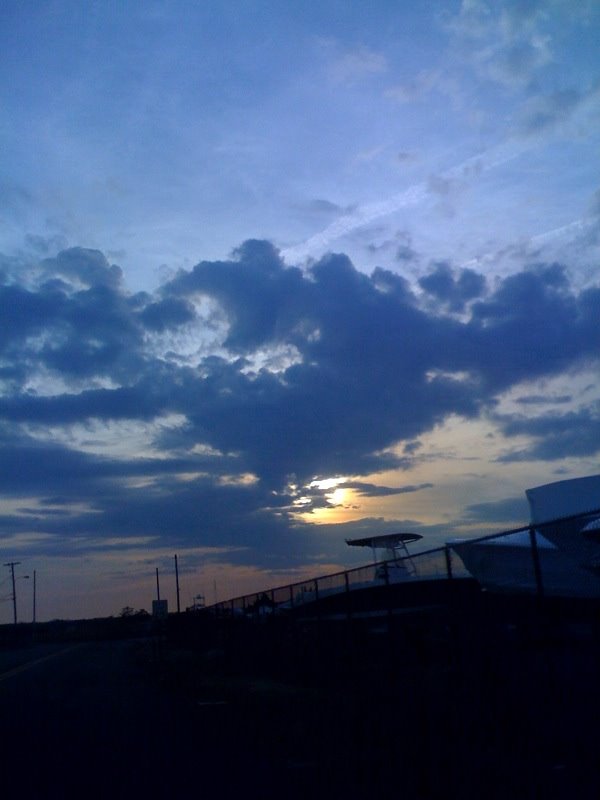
[1, 1, 600, 620]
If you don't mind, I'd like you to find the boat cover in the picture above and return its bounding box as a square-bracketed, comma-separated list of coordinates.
[526, 474, 600, 524]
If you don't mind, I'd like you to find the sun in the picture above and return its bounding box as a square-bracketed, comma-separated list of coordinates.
[310, 477, 348, 491]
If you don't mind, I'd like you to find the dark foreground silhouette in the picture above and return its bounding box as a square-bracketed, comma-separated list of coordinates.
[1, 597, 600, 799]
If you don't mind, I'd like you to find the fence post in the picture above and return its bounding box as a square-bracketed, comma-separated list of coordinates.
[313, 579, 321, 659]
[529, 527, 544, 598]
[344, 571, 351, 621]
[382, 560, 394, 641]
[445, 546, 453, 580]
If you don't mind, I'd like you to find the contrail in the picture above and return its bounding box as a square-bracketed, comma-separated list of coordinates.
[527, 217, 592, 245]
[459, 217, 595, 272]
[281, 139, 532, 264]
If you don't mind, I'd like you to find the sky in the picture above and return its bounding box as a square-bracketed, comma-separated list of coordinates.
[1, 0, 600, 621]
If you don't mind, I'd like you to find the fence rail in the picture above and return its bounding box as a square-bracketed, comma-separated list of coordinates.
[209, 544, 473, 617]
[206, 504, 600, 618]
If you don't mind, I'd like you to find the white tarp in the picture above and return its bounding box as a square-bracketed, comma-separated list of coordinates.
[450, 474, 600, 597]
[526, 474, 600, 524]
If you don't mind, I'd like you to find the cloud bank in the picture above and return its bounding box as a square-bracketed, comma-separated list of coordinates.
[1, 241, 599, 566]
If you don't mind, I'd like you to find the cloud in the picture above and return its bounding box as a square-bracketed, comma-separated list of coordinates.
[495, 403, 600, 461]
[341, 481, 434, 497]
[419, 262, 486, 312]
[514, 393, 572, 406]
[462, 495, 529, 524]
[281, 140, 528, 262]
[384, 69, 454, 104]
[0, 247, 197, 387]
[139, 296, 196, 332]
[1, 240, 600, 566]
[43, 248, 123, 289]
[164, 247, 600, 481]
[25, 233, 69, 255]
[0, 181, 35, 224]
[328, 45, 387, 85]
[366, 231, 418, 262]
[446, 0, 553, 88]
[305, 199, 356, 218]
[517, 87, 598, 135]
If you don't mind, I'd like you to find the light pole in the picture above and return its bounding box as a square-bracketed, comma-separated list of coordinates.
[174, 554, 181, 613]
[3, 562, 20, 625]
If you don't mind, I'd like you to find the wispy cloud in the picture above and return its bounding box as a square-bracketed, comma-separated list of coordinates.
[282, 140, 530, 262]
[327, 44, 388, 85]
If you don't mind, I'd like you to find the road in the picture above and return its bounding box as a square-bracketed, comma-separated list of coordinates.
[0, 638, 288, 799]
[2, 627, 600, 799]
[1, 641, 175, 795]
[0, 636, 354, 799]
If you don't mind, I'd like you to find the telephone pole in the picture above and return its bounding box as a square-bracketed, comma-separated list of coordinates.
[174, 554, 181, 613]
[33, 569, 37, 624]
[4, 561, 21, 625]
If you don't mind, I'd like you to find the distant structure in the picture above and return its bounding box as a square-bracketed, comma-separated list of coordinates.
[187, 594, 205, 612]
[152, 599, 168, 619]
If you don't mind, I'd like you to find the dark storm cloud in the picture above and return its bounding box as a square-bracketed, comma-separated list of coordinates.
[1, 240, 600, 560]
[165, 239, 309, 351]
[0, 427, 316, 565]
[495, 403, 600, 462]
[0, 427, 239, 497]
[43, 247, 123, 289]
[161, 249, 599, 484]
[0, 247, 196, 387]
[466, 265, 600, 390]
[419, 262, 486, 311]
[514, 394, 572, 406]
[462, 496, 529, 524]
[0, 279, 142, 382]
[0, 282, 63, 350]
[0, 440, 316, 566]
[139, 296, 196, 331]
[340, 481, 434, 497]
[0, 381, 172, 423]
[163, 250, 481, 482]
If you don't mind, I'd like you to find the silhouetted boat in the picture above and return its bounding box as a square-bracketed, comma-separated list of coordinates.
[450, 474, 600, 597]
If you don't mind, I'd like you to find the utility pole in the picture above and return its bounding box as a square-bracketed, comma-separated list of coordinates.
[156, 567, 161, 601]
[174, 554, 181, 613]
[4, 561, 21, 625]
[33, 569, 37, 624]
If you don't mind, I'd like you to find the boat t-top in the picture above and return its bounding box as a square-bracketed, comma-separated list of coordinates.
[346, 532, 423, 580]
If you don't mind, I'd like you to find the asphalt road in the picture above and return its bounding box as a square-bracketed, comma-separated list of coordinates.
[0, 638, 265, 799]
[2, 626, 600, 800]
[0, 637, 346, 799]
